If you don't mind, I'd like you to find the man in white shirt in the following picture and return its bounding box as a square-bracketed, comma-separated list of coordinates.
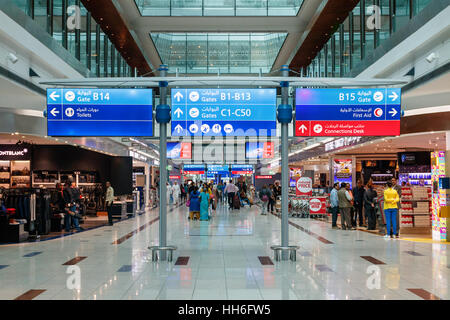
[105, 181, 114, 226]
[224, 182, 238, 209]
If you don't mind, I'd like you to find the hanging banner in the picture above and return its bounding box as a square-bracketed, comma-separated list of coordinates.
[296, 177, 312, 196]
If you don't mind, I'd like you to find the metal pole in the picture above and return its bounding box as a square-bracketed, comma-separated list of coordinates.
[280, 65, 291, 260]
[157, 64, 169, 260]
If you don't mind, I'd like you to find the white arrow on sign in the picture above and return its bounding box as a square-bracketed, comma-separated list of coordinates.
[299, 124, 308, 134]
[49, 91, 60, 101]
[389, 92, 398, 101]
[174, 108, 183, 118]
[389, 108, 398, 117]
[50, 108, 60, 117]
[174, 91, 184, 102]
[175, 124, 183, 133]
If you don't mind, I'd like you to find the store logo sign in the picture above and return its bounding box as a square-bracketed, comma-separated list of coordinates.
[0, 148, 28, 156]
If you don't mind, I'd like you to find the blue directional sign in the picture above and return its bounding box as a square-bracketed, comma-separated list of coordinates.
[182, 164, 206, 174]
[295, 88, 401, 136]
[207, 165, 229, 174]
[171, 88, 277, 137]
[47, 88, 153, 137]
[231, 164, 254, 174]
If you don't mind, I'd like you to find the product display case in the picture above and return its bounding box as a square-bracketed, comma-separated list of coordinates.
[400, 186, 432, 232]
[32, 171, 58, 187]
[78, 171, 99, 185]
[0, 161, 10, 188]
[10, 161, 30, 188]
[371, 173, 394, 185]
[431, 151, 449, 241]
[399, 172, 432, 186]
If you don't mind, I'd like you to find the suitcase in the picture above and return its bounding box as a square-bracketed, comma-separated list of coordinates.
[189, 211, 200, 220]
[233, 194, 241, 210]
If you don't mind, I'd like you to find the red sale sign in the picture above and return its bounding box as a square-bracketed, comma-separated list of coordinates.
[309, 197, 327, 215]
[296, 177, 312, 196]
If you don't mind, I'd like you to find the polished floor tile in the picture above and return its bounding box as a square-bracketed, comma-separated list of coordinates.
[0, 204, 449, 300]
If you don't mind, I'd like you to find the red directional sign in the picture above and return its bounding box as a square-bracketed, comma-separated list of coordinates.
[295, 121, 400, 137]
[295, 88, 401, 137]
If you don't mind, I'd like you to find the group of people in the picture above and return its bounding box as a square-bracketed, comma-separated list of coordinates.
[329, 178, 401, 238]
[258, 182, 281, 215]
[179, 179, 258, 221]
[51, 180, 115, 232]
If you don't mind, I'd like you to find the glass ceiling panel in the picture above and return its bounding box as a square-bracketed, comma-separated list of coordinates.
[135, 0, 303, 16]
[150, 33, 287, 74]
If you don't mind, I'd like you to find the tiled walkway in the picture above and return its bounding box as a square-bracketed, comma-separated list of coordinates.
[0, 203, 448, 300]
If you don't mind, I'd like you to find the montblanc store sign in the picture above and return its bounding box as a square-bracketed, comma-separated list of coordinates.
[0, 145, 31, 160]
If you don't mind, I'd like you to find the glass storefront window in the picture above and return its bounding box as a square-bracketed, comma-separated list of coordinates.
[364, 0, 375, 57]
[413, 0, 431, 16]
[151, 32, 286, 74]
[393, 0, 410, 32]
[33, 0, 48, 32]
[379, 0, 391, 45]
[10, 0, 131, 77]
[135, 0, 303, 16]
[229, 33, 250, 73]
[186, 34, 207, 74]
[53, 0, 63, 45]
[236, 0, 267, 16]
[80, 4, 88, 65]
[12, 0, 32, 16]
[342, 17, 351, 75]
[208, 33, 229, 73]
[204, 0, 234, 16]
[172, 0, 202, 16]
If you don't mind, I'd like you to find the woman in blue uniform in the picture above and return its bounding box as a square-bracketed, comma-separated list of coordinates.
[189, 186, 201, 220]
[199, 184, 210, 221]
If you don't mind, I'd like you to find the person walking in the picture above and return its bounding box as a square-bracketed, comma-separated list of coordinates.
[105, 181, 115, 226]
[259, 185, 272, 215]
[353, 180, 365, 227]
[217, 181, 224, 204]
[267, 184, 275, 214]
[338, 183, 354, 230]
[63, 181, 81, 232]
[188, 186, 201, 220]
[391, 178, 402, 236]
[364, 180, 378, 230]
[172, 181, 180, 206]
[224, 181, 238, 209]
[199, 187, 210, 221]
[166, 182, 172, 205]
[384, 181, 400, 238]
[330, 182, 340, 229]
